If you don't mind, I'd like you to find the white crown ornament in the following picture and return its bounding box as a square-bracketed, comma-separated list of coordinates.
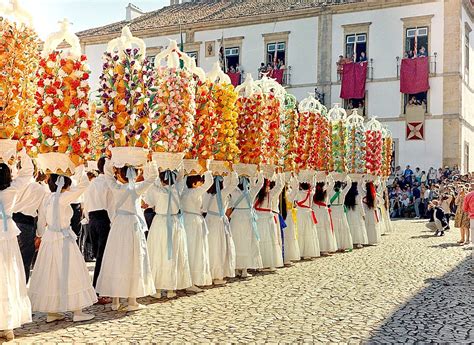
[110, 147, 147, 168]
[36, 152, 75, 176]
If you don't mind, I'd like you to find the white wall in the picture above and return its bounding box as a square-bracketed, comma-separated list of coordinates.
[84, 43, 107, 95]
[194, 17, 318, 85]
[387, 118, 443, 171]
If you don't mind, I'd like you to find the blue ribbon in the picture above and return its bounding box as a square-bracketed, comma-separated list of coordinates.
[215, 176, 225, 218]
[241, 177, 260, 241]
[0, 201, 8, 233]
[278, 213, 286, 261]
[126, 167, 137, 190]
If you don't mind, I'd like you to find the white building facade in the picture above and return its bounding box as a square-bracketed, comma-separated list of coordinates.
[77, 0, 474, 173]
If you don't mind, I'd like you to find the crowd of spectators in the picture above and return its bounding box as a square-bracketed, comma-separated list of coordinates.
[387, 165, 471, 220]
[258, 59, 286, 78]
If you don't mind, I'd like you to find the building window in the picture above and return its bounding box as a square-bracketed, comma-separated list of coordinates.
[465, 31, 470, 72]
[146, 55, 156, 68]
[266, 42, 286, 68]
[343, 94, 366, 117]
[345, 33, 367, 62]
[405, 27, 428, 57]
[225, 47, 240, 72]
[187, 51, 198, 66]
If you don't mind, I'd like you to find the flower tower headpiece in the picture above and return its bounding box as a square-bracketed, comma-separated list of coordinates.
[0, 0, 39, 157]
[98, 25, 151, 168]
[254, 75, 286, 178]
[281, 93, 298, 172]
[365, 117, 383, 177]
[149, 39, 197, 171]
[328, 103, 348, 177]
[234, 73, 264, 177]
[207, 62, 239, 176]
[345, 109, 366, 178]
[381, 126, 393, 178]
[33, 19, 92, 175]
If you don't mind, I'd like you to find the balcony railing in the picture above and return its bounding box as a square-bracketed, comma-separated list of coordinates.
[257, 66, 291, 86]
[336, 58, 373, 82]
[396, 53, 437, 79]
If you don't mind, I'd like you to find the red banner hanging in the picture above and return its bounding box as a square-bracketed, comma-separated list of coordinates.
[227, 72, 241, 87]
[270, 69, 285, 84]
[340, 62, 367, 99]
[400, 57, 430, 94]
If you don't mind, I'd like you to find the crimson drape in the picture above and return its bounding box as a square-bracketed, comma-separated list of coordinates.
[400, 57, 430, 94]
[340, 62, 367, 99]
[227, 72, 240, 87]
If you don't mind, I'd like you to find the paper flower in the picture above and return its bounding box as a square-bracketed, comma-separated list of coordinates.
[0, 17, 39, 142]
[32, 51, 92, 161]
[365, 129, 383, 175]
[261, 94, 281, 165]
[236, 94, 267, 165]
[186, 80, 217, 160]
[295, 110, 312, 170]
[345, 121, 366, 174]
[98, 48, 153, 149]
[280, 96, 298, 171]
[307, 111, 331, 171]
[382, 136, 393, 177]
[330, 119, 347, 173]
[213, 82, 240, 162]
[149, 65, 195, 153]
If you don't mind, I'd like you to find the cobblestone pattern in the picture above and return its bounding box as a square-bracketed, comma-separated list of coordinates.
[4, 220, 473, 344]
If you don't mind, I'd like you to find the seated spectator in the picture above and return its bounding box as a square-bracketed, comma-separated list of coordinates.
[425, 200, 449, 236]
[394, 166, 403, 180]
[420, 170, 427, 185]
[391, 196, 402, 218]
[427, 167, 436, 184]
[414, 167, 422, 183]
[258, 62, 266, 78]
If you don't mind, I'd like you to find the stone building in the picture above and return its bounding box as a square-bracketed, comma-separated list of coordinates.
[76, 0, 474, 173]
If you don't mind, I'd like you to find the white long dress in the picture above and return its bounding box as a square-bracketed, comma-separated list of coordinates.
[346, 183, 369, 245]
[230, 173, 264, 270]
[312, 181, 338, 253]
[146, 173, 192, 291]
[0, 153, 33, 330]
[96, 162, 156, 298]
[254, 174, 284, 269]
[364, 198, 382, 245]
[181, 172, 213, 286]
[29, 167, 98, 313]
[203, 173, 238, 280]
[294, 188, 320, 258]
[282, 177, 300, 262]
[328, 181, 353, 251]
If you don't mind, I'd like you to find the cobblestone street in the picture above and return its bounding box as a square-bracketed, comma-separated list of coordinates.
[6, 220, 473, 344]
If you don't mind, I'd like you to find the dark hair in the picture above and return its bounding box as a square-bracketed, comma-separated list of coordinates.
[186, 175, 204, 189]
[238, 176, 249, 191]
[159, 170, 177, 186]
[256, 179, 271, 206]
[334, 181, 342, 192]
[0, 163, 12, 191]
[313, 182, 326, 203]
[344, 182, 358, 210]
[280, 186, 288, 220]
[364, 182, 376, 209]
[207, 177, 223, 195]
[299, 182, 310, 191]
[116, 166, 138, 183]
[47, 174, 72, 193]
[97, 157, 106, 174]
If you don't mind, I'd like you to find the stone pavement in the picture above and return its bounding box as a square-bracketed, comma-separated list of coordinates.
[5, 219, 473, 344]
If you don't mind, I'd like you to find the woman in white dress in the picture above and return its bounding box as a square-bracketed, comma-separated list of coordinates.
[281, 175, 300, 264]
[96, 161, 157, 311]
[181, 171, 214, 292]
[344, 180, 369, 248]
[328, 175, 353, 251]
[230, 172, 264, 278]
[312, 178, 338, 255]
[378, 185, 393, 234]
[293, 181, 320, 259]
[363, 181, 382, 245]
[30, 165, 97, 323]
[0, 151, 33, 340]
[146, 170, 192, 299]
[203, 172, 238, 285]
[254, 173, 284, 271]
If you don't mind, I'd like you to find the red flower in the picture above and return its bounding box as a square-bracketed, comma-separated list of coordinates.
[60, 59, 66, 67]
[37, 79, 44, 87]
[56, 100, 64, 109]
[81, 73, 89, 81]
[48, 53, 57, 62]
[51, 117, 59, 125]
[53, 81, 61, 89]
[71, 98, 80, 107]
[41, 126, 52, 137]
[37, 117, 43, 125]
[79, 131, 88, 140]
[39, 60, 46, 68]
[80, 55, 87, 61]
[46, 86, 56, 95]
[79, 110, 87, 118]
[71, 80, 80, 89]
[71, 139, 81, 153]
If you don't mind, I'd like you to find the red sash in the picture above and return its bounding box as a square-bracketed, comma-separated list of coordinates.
[254, 203, 278, 225]
[313, 201, 334, 233]
[296, 190, 318, 224]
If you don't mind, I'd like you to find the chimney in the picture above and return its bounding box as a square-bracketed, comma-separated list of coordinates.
[170, 0, 180, 4]
[126, 3, 145, 21]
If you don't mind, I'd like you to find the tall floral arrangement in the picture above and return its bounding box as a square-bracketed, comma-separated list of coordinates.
[295, 110, 313, 170]
[186, 79, 217, 159]
[280, 94, 298, 171]
[365, 119, 383, 176]
[345, 111, 366, 174]
[261, 93, 281, 165]
[328, 105, 348, 173]
[0, 17, 39, 141]
[213, 82, 239, 162]
[32, 51, 92, 163]
[382, 129, 393, 177]
[98, 48, 153, 148]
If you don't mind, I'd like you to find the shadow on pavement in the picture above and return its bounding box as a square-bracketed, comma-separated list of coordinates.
[367, 255, 474, 343]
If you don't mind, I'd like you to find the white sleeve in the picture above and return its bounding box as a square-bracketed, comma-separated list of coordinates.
[36, 198, 47, 237]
